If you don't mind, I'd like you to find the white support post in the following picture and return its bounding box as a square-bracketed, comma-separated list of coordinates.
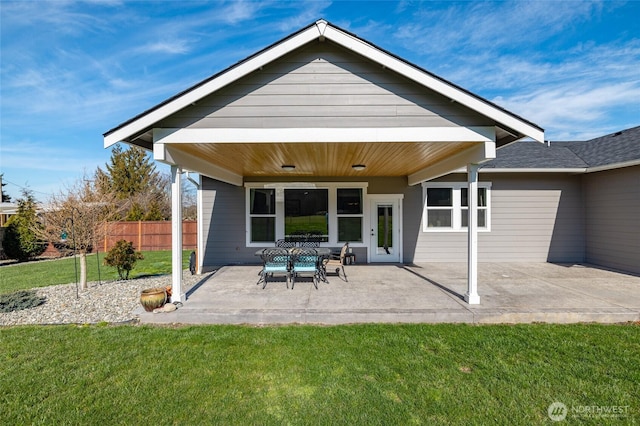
[196, 176, 204, 275]
[171, 165, 184, 302]
[465, 163, 480, 304]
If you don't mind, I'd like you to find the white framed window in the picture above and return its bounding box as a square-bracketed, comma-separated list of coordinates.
[248, 188, 276, 242]
[245, 183, 367, 246]
[422, 182, 491, 232]
[336, 188, 363, 243]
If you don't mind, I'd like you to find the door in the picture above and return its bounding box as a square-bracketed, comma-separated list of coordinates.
[369, 196, 402, 263]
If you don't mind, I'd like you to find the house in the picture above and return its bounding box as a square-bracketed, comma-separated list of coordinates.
[449, 126, 638, 274]
[106, 19, 636, 305]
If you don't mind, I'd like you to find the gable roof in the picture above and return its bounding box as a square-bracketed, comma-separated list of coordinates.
[104, 19, 543, 148]
[481, 125, 640, 172]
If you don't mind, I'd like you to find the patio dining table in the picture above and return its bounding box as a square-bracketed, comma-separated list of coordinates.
[254, 247, 332, 257]
[255, 247, 333, 286]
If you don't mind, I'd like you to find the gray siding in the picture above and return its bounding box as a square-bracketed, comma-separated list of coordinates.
[201, 178, 256, 266]
[160, 41, 491, 130]
[413, 173, 585, 263]
[200, 176, 413, 267]
[583, 166, 640, 274]
[202, 169, 640, 275]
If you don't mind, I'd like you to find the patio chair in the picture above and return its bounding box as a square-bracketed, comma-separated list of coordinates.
[290, 248, 320, 290]
[257, 248, 290, 289]
[298, 240, 320, 248]
[276, 239, 296, 249]
[321, 242, 349, 282]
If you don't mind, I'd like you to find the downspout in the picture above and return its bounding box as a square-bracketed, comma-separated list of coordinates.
[185, 171, 199, 188]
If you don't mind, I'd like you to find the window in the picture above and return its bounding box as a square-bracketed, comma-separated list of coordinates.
[422, 182, 491, 232]
[461, 187, 487, 228]
[246, 183, 367, 246]
[337, 188, 363, 242]
[249, 188, 275, 242]
[284, 189, 328, 241]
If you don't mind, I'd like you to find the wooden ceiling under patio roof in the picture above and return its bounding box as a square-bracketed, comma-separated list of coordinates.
[175, 140, 475, 177]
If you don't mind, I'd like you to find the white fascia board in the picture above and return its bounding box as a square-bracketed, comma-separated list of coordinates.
[473, 159, 640, 174]
[153, 126, 495, 144]
[478, 168, 587, 173]
[585, 159, 640, 173]
[408, 141, 496, 185]
[323, 26, 544, 143]
[104, 26, 323, 148]
[154, 144, 243, 186]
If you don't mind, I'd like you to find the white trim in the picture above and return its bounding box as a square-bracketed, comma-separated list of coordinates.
[368, 194, 404, 263]
[154, 144, 243, 186]
[409, 141, 496, 185]
[104, 20, 544, 148]
[196, 176, 204, 275]
[152, 126, 496, 144]
[586, 159, 640, 173]
[465, 164, 480, 305]
[170, 166, 184, 303]
[421, 182, 492, 232]
[244, 181, 369, 189]
[244, 182, 369, 248]
[462, 159, 640, 174]
[478, 168, 587, 173]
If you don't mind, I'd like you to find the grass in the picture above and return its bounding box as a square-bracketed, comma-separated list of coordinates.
[0, 250, 192, 294]
[0, 323, 638, 424]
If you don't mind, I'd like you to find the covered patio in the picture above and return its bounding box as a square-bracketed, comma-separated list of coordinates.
[135, 263, 640, 325]
[104, 19, 547, 309]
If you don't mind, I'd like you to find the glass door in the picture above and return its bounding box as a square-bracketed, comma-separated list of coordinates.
[369, 197, 402, 262]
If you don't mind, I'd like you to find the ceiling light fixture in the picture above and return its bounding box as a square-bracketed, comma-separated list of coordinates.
[351, 164, 366, 171]
[281, 165, 296, 171]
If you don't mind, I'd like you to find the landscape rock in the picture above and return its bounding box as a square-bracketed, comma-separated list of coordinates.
[0, 271, 205, 326]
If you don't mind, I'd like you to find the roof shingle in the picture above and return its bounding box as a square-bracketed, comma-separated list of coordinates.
[482, 125, 640, 170]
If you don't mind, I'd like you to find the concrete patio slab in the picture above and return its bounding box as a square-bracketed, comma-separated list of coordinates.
[135, 263, 640, 325]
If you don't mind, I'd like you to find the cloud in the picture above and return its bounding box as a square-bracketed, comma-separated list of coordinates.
[219, 0, 262, 24]
[380, 2, 639, 140]
[141, 40, 192, 55]
[494, 80, 640, 139]
[394, 1, 603, 56]
[0, 1, 116, 37]
[271, 1, 332, 32]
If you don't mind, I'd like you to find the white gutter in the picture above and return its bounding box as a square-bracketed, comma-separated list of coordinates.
[445, 160, 640, 175]
[584, 159, 640, 173]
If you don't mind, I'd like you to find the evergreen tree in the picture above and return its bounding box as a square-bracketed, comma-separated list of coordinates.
[98, 144, 161, 199]
[1, 174, 12, 202]
[3, 190, 45, 261]
[95, 144, 169, 220]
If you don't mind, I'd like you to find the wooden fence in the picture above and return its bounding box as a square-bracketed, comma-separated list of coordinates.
[102, 221, 197, 252]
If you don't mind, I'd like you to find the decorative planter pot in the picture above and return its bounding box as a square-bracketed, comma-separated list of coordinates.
[140, 287, 167, 312]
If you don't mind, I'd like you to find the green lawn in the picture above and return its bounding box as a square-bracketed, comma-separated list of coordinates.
[0, 323, 638, 424]
[0, 250, 192, 294]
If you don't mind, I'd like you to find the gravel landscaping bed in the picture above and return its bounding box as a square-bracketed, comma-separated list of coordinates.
[0, 271, 205, 326]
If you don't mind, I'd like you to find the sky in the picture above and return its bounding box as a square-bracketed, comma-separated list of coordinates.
[1, 0, 639, 202]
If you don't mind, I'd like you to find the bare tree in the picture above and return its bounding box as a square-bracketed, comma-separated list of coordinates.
[37, 177, 123, 290]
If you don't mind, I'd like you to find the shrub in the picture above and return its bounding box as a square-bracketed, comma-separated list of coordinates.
[103, 240, 144, 280]
[0, 290, 46, 313]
